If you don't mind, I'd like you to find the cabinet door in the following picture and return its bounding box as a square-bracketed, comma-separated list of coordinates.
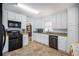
[68, 6, 79, 26]
[21, 15, 26, 21]
[23, 35, 28, 46]
[41, 19, 45, 29]
[36, 33, 39, 42]
[68, 25, 79, 43]
[61, 11, 67, 28]
[8, 11, 16, 20]
[21, 21, 27, 29]
[58, 36, 67, 52]
[56, 13, 62, 28]
[34, 20, 39, 28]
[32, 33, 39, 42]
[52, 15, 57, 28]
[21, 15, 27, 29]
[41, 34, 46, 44]
[15, 13, 21, 21]
[38, 34, 43, 44]
[42, 34, 49, 45]
[38, 34, 49, 45]
[68, 29, 78, 43]
[37, 19, 42, 28]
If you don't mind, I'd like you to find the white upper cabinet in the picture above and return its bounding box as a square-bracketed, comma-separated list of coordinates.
[34, 10, 67, 29]
[52, 15, 57, 28]
[8, 11, 16, 20]
[21, 15, 26, 21]
[52, 10, 67, 29]
[41, 18, 45, 29]
[56, 13, 62, 28]
[15, 13, 21, 21]
[34, 19, 42, 28]
[38, 19, 42, 28]
[61, 11, 67, 28]
[21, 15, 27, 29]
[68, 6, 79, 26]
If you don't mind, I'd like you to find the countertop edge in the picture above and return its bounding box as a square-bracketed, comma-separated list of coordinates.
[33, 32, 67, 37]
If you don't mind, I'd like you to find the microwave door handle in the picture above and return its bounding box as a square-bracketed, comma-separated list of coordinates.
[2, 25, 6, 49]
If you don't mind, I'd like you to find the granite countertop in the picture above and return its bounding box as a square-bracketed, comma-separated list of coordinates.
[6, 32, 28, 36]
[34, 32, 67, 37]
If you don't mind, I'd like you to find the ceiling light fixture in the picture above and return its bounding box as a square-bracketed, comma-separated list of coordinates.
[17, 3, 39, 14]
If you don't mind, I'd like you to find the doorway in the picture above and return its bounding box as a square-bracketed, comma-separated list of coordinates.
[26, 24, 32, 42]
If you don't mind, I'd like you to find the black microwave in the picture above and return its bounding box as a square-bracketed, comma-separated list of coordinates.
[8, 20, 21, 28]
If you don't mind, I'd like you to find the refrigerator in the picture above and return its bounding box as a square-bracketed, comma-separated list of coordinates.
[0, 3, 6, 56]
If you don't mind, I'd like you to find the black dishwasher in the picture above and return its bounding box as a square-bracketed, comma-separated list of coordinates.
[49, 35, 58, 50]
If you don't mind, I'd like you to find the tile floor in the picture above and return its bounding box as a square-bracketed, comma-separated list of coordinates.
[3, 41, 68, 56]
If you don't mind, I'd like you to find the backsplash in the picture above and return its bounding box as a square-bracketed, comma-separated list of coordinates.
[34, 28, 67, 33]
[52, 29, 67, 33]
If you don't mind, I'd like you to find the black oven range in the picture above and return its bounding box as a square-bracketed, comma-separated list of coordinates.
[8, 30, 23, 52]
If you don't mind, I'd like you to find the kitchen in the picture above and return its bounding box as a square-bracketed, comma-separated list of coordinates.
[0, 3, 79, 56]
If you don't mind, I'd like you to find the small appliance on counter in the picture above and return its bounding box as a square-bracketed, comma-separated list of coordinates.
[36, 28, 43, 33]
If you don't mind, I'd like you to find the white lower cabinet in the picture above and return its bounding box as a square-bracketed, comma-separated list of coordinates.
[23, 34, 28, 46]
[32, 33, 49, 45]
[32, 33, 38, 42]
[58, 36, 67, 52]
[39, 34, 49, 45]
[32, 33, 39, 42]
[3, 36, 8, 53]
[38, 33, 49, 45]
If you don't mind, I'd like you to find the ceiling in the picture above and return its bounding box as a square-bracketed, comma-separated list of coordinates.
[3, 3, 76, 17]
